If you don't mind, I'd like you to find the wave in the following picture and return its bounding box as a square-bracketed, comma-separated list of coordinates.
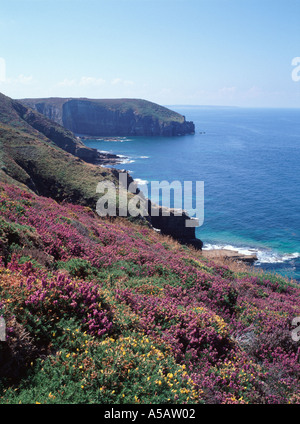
[119, 158, 135, 164]
[100, 137, 129, 143]
[134, 178, 148, 186]
[118, 154, 149, 164]
[203, 243, 300, 264]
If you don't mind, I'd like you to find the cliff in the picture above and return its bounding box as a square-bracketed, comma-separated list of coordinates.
[19, 98, 195, 137]
[0, 92, 126, 204]
[147, 203, 203, 249]
[10, 98, 121, 165]
[0, 92, 202, 248]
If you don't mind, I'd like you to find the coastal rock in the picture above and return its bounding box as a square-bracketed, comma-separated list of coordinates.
[149, 204, 202, 247]
[202, 249, 258, 264]
[151, 214, 203, 249]
[19, 98, 195, 137]
[139, 200, 203, 249]
[115, 176, 203, 249]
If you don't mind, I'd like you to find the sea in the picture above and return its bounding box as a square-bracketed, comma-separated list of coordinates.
[83, 106, 300, 282]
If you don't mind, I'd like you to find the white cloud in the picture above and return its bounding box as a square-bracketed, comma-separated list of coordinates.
[111, 77, 134, 86]
[244, 85, 262, 98]
[0, 73, 33, 85]
[57, 76, 106, 87]
[111, 78, 121, 85]
[79, 76, 106, 86]
[219, 86, 237, 95]
[57, 78, 77, 87]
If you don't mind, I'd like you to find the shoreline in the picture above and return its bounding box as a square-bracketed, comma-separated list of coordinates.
[85, 146, 265, 265]
[81, 139, 297, 275]
[93, 151, 125, 166]
[79, 136, 129, 166]
[201, 248, 258, 264]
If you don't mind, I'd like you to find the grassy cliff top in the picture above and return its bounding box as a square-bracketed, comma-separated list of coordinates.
[20, 97, 186, 123]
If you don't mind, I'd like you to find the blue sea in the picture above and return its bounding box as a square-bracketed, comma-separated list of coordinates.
[83, 107, 300, 282]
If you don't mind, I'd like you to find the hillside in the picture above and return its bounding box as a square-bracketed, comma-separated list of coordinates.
[0, 93, 111, 164]
[0, 91, 299, 405]
[0, 181, 299, 404]
[20, 98, 195, 137]
[0, 91, 202, 249]
[0, 92, 134, 205]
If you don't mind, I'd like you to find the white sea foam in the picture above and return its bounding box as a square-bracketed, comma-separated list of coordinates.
[101, 137, 128, 143]
[203, 243, 300, 265]
[139, 156, 149, 159]
[281, 252, 300, 261]
[134, 178, 149, 186]
[120, 158, 135, 164]
[99, 152, 133, 164]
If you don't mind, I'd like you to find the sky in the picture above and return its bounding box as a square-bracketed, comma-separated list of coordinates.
[0, 0, 300, 107]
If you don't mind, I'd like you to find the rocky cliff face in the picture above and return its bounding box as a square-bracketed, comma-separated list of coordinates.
[149, 205, 203, 249]
[1, 91, 202, 249]
[11, 99, 122, 164]
[15, 96, 200, 246]
[20, 98, 195, 137]
[120, 181, 203, 250]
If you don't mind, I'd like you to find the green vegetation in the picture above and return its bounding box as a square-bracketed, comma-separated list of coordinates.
[0, 92, 128, 208]
[0, 182, 299, 404]
[0, 91, 299, 405]
[22, 97, 186, 124]
[93, 98, 185, 123]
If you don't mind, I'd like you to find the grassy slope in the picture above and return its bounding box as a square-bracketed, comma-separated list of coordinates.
[1, 93, 88, 151]
[0, 182, 299, 404]
[0, 92, 125, 206]
[89, 98, 186, 123]
[0, 92, 299, 405]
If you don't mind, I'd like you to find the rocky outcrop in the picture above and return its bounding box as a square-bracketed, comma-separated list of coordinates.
[11, 99, 121, 165]
[20, 98, 195, 137]
[119, 176, 203, 249]
[149, 204, 203, 249]
[202, 249, 258, 264]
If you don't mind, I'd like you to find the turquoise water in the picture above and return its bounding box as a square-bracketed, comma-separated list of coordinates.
[83, 107, 300, 281]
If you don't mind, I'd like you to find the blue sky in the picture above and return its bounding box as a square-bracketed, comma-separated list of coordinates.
[0, 0, 299, 107]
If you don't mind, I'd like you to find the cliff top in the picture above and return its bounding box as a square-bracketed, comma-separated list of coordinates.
[20, 97, 186, 124]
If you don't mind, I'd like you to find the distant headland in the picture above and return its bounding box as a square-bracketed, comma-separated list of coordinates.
[19, 98, 195, 137]
[0, 91, 200, 249]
